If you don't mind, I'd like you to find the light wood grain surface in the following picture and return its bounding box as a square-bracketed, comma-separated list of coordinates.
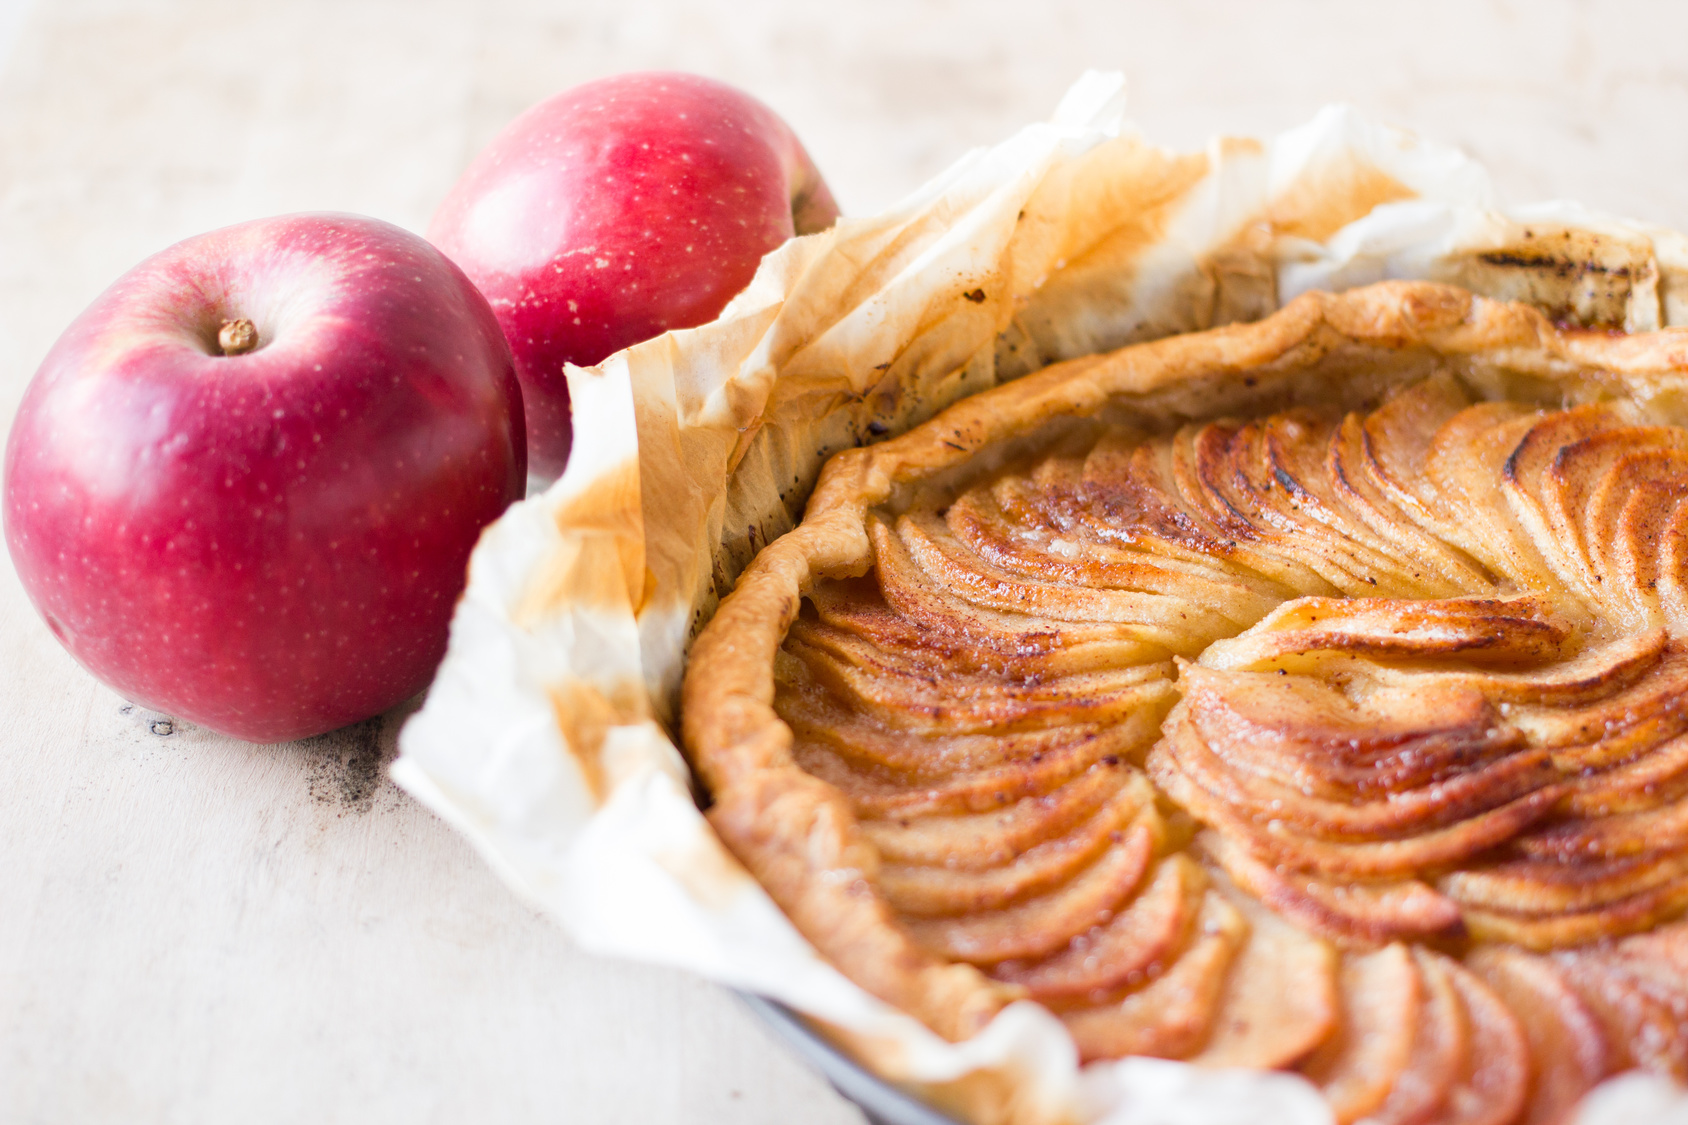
[5, 3, 1688, 1122]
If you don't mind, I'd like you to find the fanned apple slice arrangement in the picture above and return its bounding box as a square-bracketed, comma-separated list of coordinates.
[683, 282, 1688, 1125]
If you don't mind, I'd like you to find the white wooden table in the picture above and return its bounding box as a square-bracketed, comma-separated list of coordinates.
[5, 2, 1688, 1121]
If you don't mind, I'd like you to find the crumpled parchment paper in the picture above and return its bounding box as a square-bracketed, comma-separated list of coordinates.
[393, 71, 1688, 1125]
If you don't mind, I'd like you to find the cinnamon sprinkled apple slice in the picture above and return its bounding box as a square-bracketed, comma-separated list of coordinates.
[1058, 891, 1247, 1062]
[1299, 945, 1422, 1123]
[1466, 946, 1609, 1125]
[989, 855, 1206, 1000]
[1187, 872, 1337, 1069]
[904, 821, 1157, 964]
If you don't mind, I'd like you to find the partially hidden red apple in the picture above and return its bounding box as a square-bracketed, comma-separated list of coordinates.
[428, 71, 840, 479]
[3, 213, 525, 743]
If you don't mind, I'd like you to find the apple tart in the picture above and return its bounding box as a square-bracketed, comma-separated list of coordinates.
[682, 279, 1688, 1124]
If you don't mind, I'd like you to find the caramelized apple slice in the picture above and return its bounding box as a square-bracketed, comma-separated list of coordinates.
[1169, 422, 1344, 596]
[1584, 445, 1688, 629]
[902, 821, 1155, 964]
[1072, 431, 1279, 578]
[1657, 497, 1688, 633]
[1435, 956, 1530, 1125]
[1515, 795, 1688, 862]
[990, 855, 1205, 1000]
[1058, 890, 1247, 1062]
[1424, 404, 1564, 598]
[1465, 946, 1609, 1125]
[1330, 409, 1496, 595]
[1563, 732, 1688, 817]
[1200, 828, 1461, 944]
[787, 704, 1158, 820]
[1364, 948, 1469, 1125]
[896, 511, 1235, 650]
[787, 628, 1173, 734]
[1552, 958, 1688, 1078]
[790, 597, 1148, 686]
[859, 763, 1122, 867]
[776, 670, 1152, 781]
[945, 485, 1281, 628]
[1441, 849, 1688, 915]
[1198, 595, 1571, 673]
[1152, 743, 1564, 879]
[1165, 718, 1555, 844]
[1500, 404, 1633, 607]
[1610, 480, 1688, 630]
[1608, 915, 1688, 972]
[878, 783, 1155, 917]
[791, 725, 1149, 820]
[1361, 626, 1665, 705]
[1358, 372, 1476, 538]
[1505, 647, 1688, 773]
[1181, 663, 1511, 800]
[1188, 872, 1338, 1069]
[1237, 415, 1417, 595]
[1298, 944, 1422, 1124]
[869, 516, 1155, 660]
[1460, 874, 1688, 949]
[1217, 413, 1401, 596]
[808, 577, 1152, 677]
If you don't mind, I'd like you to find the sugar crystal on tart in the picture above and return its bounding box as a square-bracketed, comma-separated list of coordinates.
[680, 280, 1688, 1124]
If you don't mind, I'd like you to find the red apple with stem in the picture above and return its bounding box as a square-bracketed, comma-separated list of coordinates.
[3, 213, 526, 743]
[428, 71, 840, 479]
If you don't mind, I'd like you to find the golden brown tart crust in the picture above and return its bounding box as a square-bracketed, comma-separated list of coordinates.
[681, 281, 1688, 1122]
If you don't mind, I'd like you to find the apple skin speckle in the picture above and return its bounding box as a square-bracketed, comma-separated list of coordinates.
[428, 71, 838, 479]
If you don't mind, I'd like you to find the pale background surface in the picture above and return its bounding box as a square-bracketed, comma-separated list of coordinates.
[4, 2, 1688, 1123]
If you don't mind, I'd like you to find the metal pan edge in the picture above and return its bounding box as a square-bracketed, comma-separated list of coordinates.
[737, 992, 967, 1125]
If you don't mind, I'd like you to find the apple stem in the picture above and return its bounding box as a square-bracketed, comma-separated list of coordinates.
[218, 318, 259, 356]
